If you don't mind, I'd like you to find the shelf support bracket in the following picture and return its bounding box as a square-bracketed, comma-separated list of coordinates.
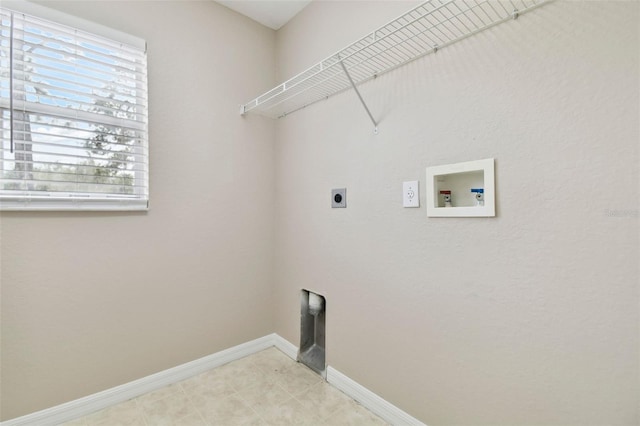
[339, 59, 378, 134]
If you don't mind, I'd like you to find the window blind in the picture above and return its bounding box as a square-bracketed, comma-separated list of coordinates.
[0, 6, 148, 210]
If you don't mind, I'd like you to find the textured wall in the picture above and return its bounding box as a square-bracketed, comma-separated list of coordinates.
[273, 1, 639, 424]
[0, 1, 276, 420]
[1, 1, 638, 424]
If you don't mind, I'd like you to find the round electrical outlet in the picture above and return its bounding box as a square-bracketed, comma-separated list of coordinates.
[331, 188, 346, 208]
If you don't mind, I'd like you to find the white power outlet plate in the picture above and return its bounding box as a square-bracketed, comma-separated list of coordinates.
[403, 181, 419, 208]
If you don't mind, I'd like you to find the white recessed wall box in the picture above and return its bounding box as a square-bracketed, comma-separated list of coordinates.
[426, 158, 495, 217]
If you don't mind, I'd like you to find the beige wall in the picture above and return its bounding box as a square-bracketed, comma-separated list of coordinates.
[0, 0, 276, 420]
[2, 1, 639, 424]
[273, 1, 639, 425]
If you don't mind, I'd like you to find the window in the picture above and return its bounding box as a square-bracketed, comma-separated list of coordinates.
[0, 4, 148, 210]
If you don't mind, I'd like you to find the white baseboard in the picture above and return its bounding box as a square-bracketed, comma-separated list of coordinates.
[327, 366, 426, 426]
[270, 335, 424, 425]
[2, 333, 425, 426]
[1, 334, 277, 426]
[272, 333, 298, 360]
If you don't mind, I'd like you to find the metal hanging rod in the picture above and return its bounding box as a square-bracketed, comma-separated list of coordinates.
[240, 0, 550, 128]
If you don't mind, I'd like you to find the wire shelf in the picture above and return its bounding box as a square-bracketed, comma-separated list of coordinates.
[240, 0, 549, 120]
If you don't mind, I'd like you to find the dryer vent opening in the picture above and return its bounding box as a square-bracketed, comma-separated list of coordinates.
[299, 289, 326, 375]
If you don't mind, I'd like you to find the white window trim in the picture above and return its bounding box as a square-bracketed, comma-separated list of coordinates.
[0, 1, 149, 212]
[1, 0, 145, 50]
[0, 195, 148, 211]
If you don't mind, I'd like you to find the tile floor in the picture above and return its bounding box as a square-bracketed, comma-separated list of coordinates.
[62, 347, 388, 425]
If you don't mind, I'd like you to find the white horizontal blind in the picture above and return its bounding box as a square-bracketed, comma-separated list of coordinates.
[0, 7, 148, 210]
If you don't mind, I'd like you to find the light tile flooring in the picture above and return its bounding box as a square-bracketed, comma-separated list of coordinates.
[63, 347, 387, 425]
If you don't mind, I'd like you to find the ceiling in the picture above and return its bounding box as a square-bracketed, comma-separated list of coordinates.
[215, 0, 312, 30]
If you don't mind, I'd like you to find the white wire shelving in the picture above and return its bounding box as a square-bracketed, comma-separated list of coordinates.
[240, 0, 550, 131]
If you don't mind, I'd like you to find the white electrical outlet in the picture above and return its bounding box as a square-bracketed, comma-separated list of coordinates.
[403, 181, 419, 208]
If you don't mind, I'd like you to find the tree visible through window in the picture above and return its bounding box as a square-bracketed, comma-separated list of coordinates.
[0, 7, 148, 210]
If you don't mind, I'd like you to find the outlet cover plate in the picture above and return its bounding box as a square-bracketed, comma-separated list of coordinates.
[332, 188, 346, 208]
[403, 181, 419, 207]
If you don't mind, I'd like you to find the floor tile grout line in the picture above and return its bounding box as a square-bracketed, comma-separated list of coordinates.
[258, 350, 332, 420]
[140, 383, 215, 426]
[136, 393, 157, 426]
[64, 348, 387, 426]
[229, 366, 297, 425]
[233, 356, 321, 425]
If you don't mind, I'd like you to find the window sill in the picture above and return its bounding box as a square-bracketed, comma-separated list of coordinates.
[0, 196, 149, 211]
